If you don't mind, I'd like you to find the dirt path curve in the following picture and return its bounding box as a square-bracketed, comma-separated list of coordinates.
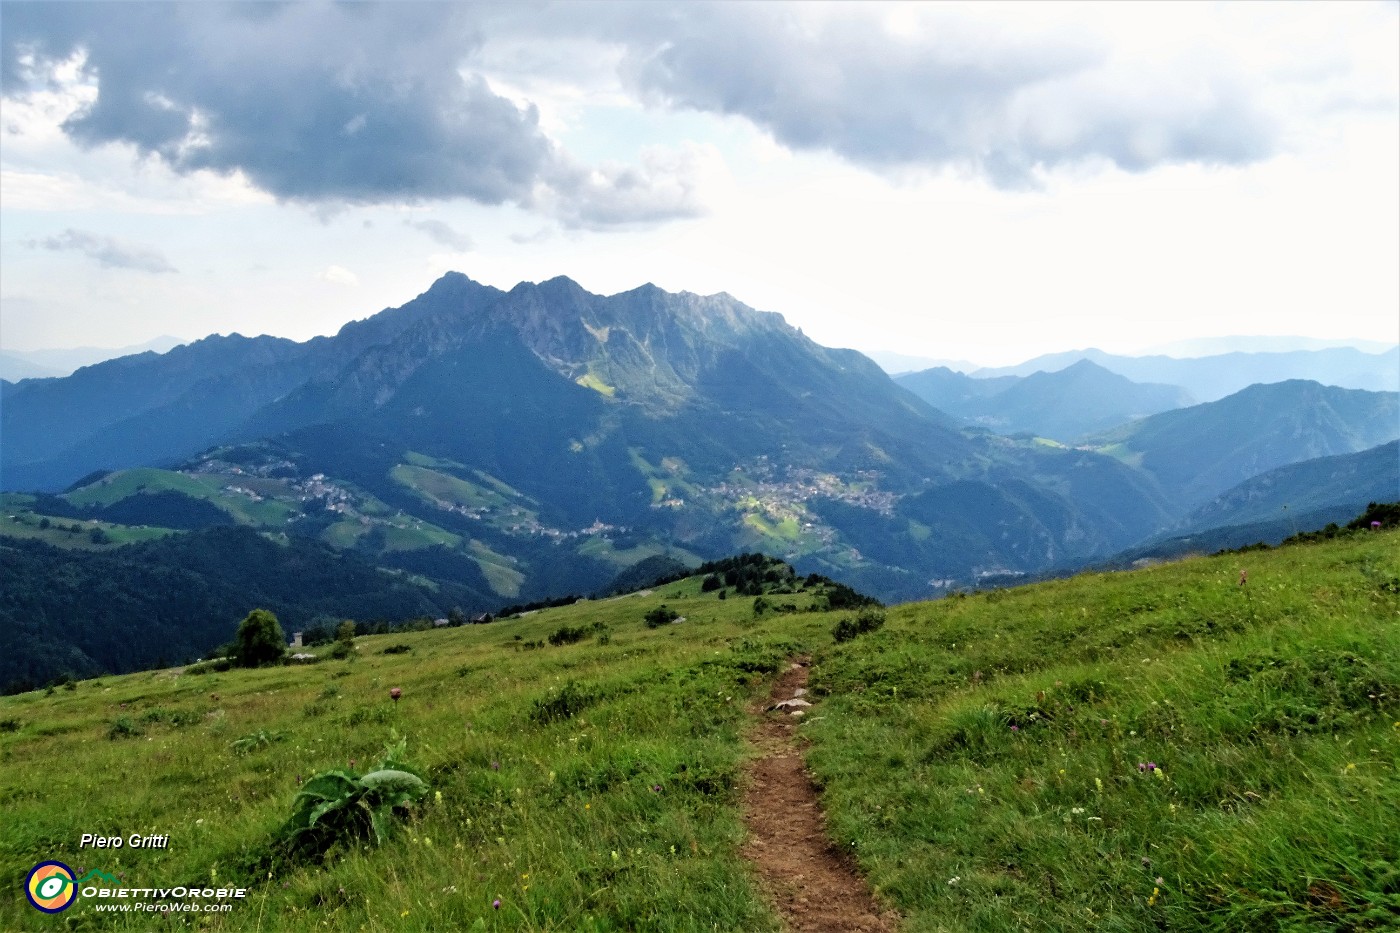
[741, 657, 899, 933]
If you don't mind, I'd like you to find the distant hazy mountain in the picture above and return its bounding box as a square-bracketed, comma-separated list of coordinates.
[864, 349, 981, 375]
[1172, 441, 1399, 536]
[2, 272, 1178, 604]
[0, 352, 63, 381]
[970, 347, 1399, 401]
[1142, 335, 1398, 356]
[0, 336, 187, 381]
[1090, 381, 1399, 509]
[896, 359, 1193, 441]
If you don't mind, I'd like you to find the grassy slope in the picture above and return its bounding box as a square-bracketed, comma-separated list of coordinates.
[0, 576, 829, 932]
[806, 530, 1399, 932]
[1, 534, 1396, 931]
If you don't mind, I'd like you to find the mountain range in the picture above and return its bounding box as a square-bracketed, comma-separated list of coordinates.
[0, 336, 187, 381]
[964, 346, 1398, 401]
[3, 272, 1397, 621]
[895, 359, 1195, 441]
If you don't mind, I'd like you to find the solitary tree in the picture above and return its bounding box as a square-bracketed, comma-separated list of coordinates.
[234, 609, 286, 668]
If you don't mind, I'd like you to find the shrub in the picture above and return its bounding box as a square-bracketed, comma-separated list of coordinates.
[234, 609, 287, 668]
[645, 606, 680, 629]
[823, 582, 882, 611]
[108, 716, 142, 739]
[381, 644, 412, 655]
[832, 609, 886, 643]
[548, 624, 589, 646]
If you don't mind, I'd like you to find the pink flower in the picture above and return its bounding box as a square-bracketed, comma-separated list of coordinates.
[390, 687, 402, 702]
[492, 898, 501, 909]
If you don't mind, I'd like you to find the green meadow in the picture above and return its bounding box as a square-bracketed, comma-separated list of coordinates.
[1, 532, 1396, 931]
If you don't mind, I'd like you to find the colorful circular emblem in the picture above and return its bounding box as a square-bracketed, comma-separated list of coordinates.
[25, 861, 77, 913]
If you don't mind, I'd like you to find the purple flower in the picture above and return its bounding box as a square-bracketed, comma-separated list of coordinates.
[652, 784, 662, 793]
[492, 898, 501, 910]
[1138, 763, 1147, 772]
[1010, 725, 1019, 732]
[1147, 762, 1157, 771]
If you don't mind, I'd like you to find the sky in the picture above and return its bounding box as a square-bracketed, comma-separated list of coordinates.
[1, 1, 1397, 367]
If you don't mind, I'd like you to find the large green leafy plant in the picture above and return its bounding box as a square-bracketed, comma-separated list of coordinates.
[277, 736, 428, 859]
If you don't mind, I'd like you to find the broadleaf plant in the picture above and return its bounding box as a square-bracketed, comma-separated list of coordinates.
[278, 736, 428, 859]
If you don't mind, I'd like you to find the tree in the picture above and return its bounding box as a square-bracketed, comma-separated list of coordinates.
[234, 609, 286, 668]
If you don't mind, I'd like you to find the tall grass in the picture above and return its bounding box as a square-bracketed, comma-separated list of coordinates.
[804, 531, 1399, 931]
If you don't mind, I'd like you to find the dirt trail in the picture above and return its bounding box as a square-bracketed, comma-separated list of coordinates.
[741, 658, 899, 933]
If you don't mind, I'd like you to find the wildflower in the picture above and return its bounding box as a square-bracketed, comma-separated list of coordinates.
[1148, 886, 1160, 906]
[492, 899, 501, 910]
[1138, 763, 1146, 772]
[491, 760, 500, 771]
[611, 851, 620, 861]
[1010, 725, 1019, 732]
[1071, 807, 1085, 815]
[652, 784, 662, 792]
[390, 687, 402, 702]
[1095, 778, 1103, 792]
[947, 876, 961, 886]
[434, 791, 443, 804]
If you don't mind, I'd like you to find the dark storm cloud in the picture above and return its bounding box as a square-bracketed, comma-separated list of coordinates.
[29, 228, 177, 273]
[0, 2, 702, 224]
[2, 3, 1284, 207]
[2, 3, 549, 205]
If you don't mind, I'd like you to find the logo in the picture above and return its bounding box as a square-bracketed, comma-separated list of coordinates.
[25, 861, 77, 913]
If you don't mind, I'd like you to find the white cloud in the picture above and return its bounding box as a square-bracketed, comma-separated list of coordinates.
[318, 265, 360, 288]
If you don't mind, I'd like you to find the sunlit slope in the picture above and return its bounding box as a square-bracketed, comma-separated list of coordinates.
[1, 531, 1396, 931]
[805, 527, 1399, 931]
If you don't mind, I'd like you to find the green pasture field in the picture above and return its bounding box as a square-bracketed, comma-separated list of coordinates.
[1, 531, 1396, 931]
